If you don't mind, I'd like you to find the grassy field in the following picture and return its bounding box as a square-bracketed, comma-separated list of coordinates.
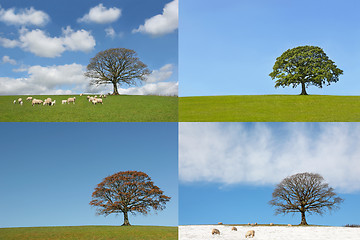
[179, 95, 360, 122]
[0, 95, 178, 122]
[0, 225, 178, 240]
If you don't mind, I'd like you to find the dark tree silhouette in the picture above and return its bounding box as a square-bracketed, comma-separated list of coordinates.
[90, 171, 171, 226]
[269, 172, 343, 225]
[269, 46, 343, 95]
[85, 48, 150, 95]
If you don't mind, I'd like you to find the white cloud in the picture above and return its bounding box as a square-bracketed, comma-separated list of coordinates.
[146, 64, 174, 83]
[118, 81, 178, 96]
[132, 0, 178, 37]
[0, 6, 50, 26]
[61, 26, 96, 52]
[2, 55, 16, 65]
[78, 4, 121, 24]
[1, 27, 95, 58]
[0, 63, 87, 95]
[0, 36, 20, 48]
[19, 29, 65, 57]
[105, 27, 116, 38]
[179, 123, 360, 193]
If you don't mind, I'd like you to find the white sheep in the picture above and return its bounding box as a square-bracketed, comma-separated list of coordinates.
[245, 230, 255, 238]
[43, 98, 52, 106]
[67, 97, 76, 104]
[80, 93, 83, 96]
[32, 99, 43, 106]
[61, 100, 67, 104]
[13, 100, 16, 104]
[95, 98, 103, 104]
[89, 97, 94, 102]
[18, 98, 22, 103]
[212, 229, 220, 235]
[87, 96, 90, 99]
[20, 101, 23, 106]
[51, 100, 56, 106]
[26, 97, 33, 101]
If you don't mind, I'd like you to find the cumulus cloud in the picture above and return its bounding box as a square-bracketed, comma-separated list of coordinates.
[179, 123, 360, 193]
[0, 36, 20, 48]
[146, 64, 174, 83]
[0, 6, 50, 26]
[0, 63, 87, 95]
[78, 4, 121, 24]
[1, 27, 95, 58]
[2, 55, 16, 65]
[132, 0, 178, 37]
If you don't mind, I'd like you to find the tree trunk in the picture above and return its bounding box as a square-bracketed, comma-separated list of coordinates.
[112, 82, 119, 95]
[300, 82, 308, 95]
[122, 211, 131, 226]
[300, 211, 308, 225]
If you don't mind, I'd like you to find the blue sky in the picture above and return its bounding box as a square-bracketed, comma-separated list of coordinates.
[180, 0, 360, 96]
[179, 123, 360, 226]
[0, 123, 178, 228]
[0, 0, 178, 95]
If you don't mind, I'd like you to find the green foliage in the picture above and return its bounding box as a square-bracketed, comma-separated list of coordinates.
[179, 95, 360, 122]
[269, 46, 343, 95]
[0, 226, 177, 240]
[0, 95, 178, 122]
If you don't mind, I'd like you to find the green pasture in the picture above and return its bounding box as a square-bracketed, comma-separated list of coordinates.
[179, 95, 360, 122]
[0, 225, 177, 240]
[0, 95, 178, 122]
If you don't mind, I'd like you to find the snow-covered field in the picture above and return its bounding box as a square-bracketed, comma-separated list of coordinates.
[179, 225, 360, 240]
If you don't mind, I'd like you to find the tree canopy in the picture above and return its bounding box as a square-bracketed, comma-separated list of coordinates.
[269, 46, 343, 95]
[85, 48, 150, 95]
[269, 172, 343, 225]
[90, 170, 171, 226]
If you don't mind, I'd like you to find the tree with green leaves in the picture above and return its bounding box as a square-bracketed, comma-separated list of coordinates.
[90, 171, 171, 226]
[85, 48, 150, 95]
[269, 46, 343, 95]
[269, 172, 343, 225]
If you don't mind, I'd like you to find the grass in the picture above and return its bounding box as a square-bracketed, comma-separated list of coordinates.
[0, 225, 178, 240]
[179, 95, 360, 122]
[0, 95, 178, 122]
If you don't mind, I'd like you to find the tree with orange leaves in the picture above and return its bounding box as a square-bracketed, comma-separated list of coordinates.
[90, 171, 171, 226]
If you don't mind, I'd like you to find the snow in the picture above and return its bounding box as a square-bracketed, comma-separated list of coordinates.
[179, 225, 360, 240]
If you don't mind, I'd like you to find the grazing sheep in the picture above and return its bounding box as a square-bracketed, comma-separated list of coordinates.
[231, 226, 237, 231]
[288, 224, 292, 227]
[103, 94, 107, 98]
[19, 101, 23, 106]
[43, 98, 52, 106]
[32, 99, 43, 106]
[89, 97, 94, 102]
[212, 229, 220, 235]
[87, 96, 90, 99]
[95, 98, 103, 104]
[218, 222, 223, 225]
[13, 100, 16, 104]
[18, 98, 22, 103]
[50, 100, 56, 106]
[26, 97, 32, 101]
[92, 99, 97, 105]
[62, 100, 67, 104]
[67, 97, 76, 104]
[80, 93, 83, 96]
[245, 230, 255, 238]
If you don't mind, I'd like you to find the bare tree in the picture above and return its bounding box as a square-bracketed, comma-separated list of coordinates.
[85, 48, 150, 95]
[269, 172, 343, 225]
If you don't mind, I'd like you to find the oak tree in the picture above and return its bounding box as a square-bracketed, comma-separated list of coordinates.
[90, 171, 171, 226]
[269, 172, 343, 225]
[85, 48, 150, 95]
[269, 46, 343, 95]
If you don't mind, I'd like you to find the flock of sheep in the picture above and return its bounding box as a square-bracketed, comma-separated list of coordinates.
[211, 222, 293, 238]
[12, 94, 107, 106]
